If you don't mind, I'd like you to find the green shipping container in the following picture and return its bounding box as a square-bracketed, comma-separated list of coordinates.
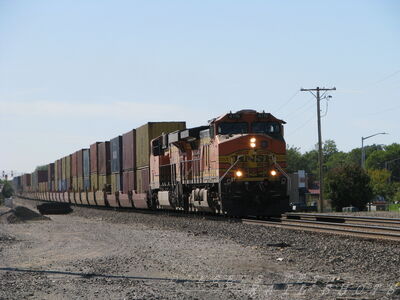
[72, 177, 78, 191]
[111, 173, 122, 194]
[135, 122, 186, 169]
[91, 173, 99, 192]
[78, 177, 84, 191]
[98, 175, 111, 192]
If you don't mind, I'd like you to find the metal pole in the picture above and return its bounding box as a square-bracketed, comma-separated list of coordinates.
[361, 137, 365, 169]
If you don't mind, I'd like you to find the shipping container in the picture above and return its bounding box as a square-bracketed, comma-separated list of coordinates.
[57, 159, 62, 190]
[98, 174, 111, 192]
[111, 173, 122, 194]
[78, 177, 84, 191]
[110, 136, 122, 174]
[48, 163, 55, 191]
[72, 177, 78, 191]
[65, 155, 71, 179]
[136, 122, 186, 168]
[122, 170, 135, 194]
[90, 173, 99, 191]
[54, 161, 58, 190]
[83, 177, 90, 191]
[83, 149, 90, 178]
[62, 157, 66, 180]
[122, 129, 136, 171]
[71, 152, 78, 177]
[77, 150, 84, 177]
[136, 166, 150, 194]
[98, 142, 110, 175]
[90, 142, 101, 174]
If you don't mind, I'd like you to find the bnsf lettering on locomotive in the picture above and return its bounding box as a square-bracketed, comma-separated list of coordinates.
[231, 155, 268, 163]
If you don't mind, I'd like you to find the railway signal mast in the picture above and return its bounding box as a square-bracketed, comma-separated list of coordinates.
[300, 86, 336, 213]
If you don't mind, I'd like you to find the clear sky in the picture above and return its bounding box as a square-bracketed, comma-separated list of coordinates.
[0, 0, 399, 174]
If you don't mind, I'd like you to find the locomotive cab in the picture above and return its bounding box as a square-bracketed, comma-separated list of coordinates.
[208, 110, 289, 216]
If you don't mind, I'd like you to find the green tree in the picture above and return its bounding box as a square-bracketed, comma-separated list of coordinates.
[325, 164, 373, 211]
[286, 145, 314, 173]
[366, 143, 400, 182]
[0, 179, 13, 199]
[325, 151, 348, 172]
[322, 139, 338, 162]
[367, 169, 394, 200]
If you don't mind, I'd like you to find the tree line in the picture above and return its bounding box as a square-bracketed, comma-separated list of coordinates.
[287, 141, 400, 211]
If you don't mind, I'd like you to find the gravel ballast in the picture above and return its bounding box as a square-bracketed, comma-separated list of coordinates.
[0, 198, 399, 299]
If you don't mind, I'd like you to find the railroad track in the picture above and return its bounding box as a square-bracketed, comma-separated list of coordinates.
[242, 214, 400, 241]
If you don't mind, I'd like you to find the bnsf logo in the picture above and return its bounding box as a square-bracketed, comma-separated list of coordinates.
[232, 155, 270, 163]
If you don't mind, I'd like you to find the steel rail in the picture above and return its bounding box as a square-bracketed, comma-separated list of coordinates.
[284, 213, 400, 223]
[283, 213, 400, 228]
[242, 218, 400, 241]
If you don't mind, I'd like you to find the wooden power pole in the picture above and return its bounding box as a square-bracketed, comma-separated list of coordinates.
[300, 86, 336, 212]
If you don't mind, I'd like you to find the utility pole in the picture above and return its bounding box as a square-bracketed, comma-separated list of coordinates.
[300, 86, 336, 212]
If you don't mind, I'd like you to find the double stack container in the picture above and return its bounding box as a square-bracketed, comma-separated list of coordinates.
[48, 163, 55, 191]
[90, 142, 101, 191]
[77, 149, 89, 191]
[22, 173, 31, 192]
[61, 157, 66, 191]
[65, 155, 71, 191]
[71, 151, 78, 191]
[122, 129, 136, 194]
[135, 122, 186, 193]
[110, 136, 123, 194]
[83, 149, 90, 191]
[98, 142, 111, 192]
[58, 159, 63, 192]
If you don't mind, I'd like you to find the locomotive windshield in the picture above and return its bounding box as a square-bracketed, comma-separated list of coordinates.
[218, 122, 248, 135]
[252, 122, 280, 134]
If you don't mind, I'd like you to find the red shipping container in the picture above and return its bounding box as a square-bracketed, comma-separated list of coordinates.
[122, 170, 135, 194]
[136, 167, 150, 194]
[38, 170, 48, 183]
[98, 142, 110, 175]
[90, 142, 101, 174]
[77, 150, 84, 177]
[122, 129, 136, 171]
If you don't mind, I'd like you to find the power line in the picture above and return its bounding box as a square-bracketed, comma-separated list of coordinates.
[285, 114, 316, 137]
[282, 96, 315, 120]
[273, 90, 300, 114]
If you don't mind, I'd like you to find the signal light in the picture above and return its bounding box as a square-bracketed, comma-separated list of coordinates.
[250, 138, 256, 143]
[250, 142, 256, 148]
[236, 170, 243, 177]
[270, 170, 277, 176]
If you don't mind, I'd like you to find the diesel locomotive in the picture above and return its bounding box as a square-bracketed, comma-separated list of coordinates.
[149, 109, 289, 216]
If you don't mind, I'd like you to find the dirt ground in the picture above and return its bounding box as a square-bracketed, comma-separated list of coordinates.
[0, 198, 399, 299]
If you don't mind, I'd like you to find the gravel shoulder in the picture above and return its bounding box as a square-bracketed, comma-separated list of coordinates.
[0, 198, 399, 299]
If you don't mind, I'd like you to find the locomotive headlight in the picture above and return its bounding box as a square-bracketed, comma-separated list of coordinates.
[236, 170, 243, 177]
[250, 137, 256, 148]
[270, 170, 277, 176]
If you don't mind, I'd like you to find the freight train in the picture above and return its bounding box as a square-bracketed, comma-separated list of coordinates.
[13, 110, 289, 217]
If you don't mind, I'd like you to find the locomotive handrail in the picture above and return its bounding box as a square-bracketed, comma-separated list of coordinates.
[218, 155, 244, 198]
[270, 154, 291, 194]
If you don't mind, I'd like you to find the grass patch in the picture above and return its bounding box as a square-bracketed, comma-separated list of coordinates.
[388, 203, 400, 212]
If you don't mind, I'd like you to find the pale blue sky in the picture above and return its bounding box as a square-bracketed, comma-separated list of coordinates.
[0, 0, 399, 173]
